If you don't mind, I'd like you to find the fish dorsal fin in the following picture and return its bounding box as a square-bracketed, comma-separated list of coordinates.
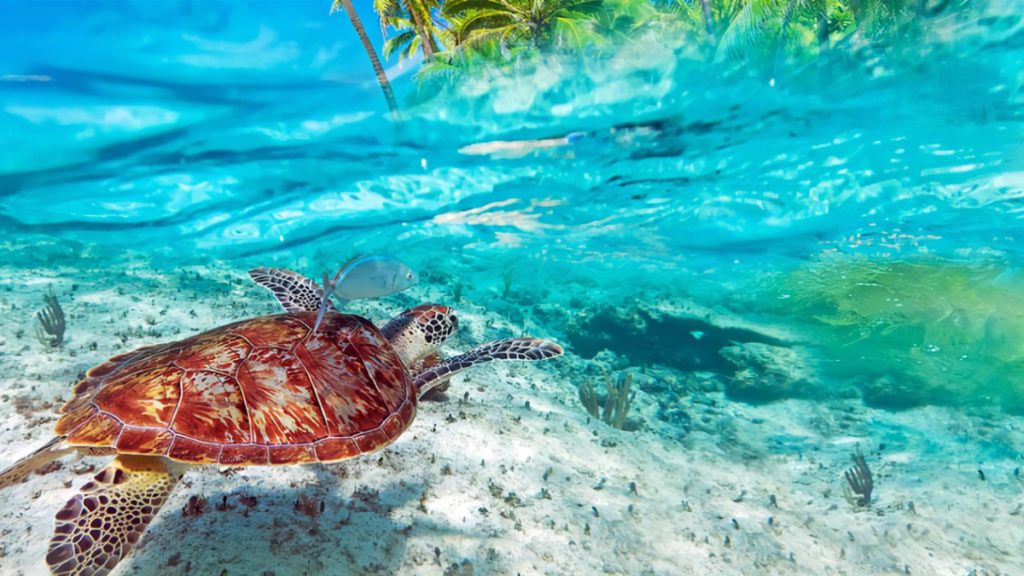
[307, 254, 370, 325]
[248, 267, 338, 314]
[309, 256, 372, 332]
[312, 271, 353, 333]
[328, 254, 373, 287]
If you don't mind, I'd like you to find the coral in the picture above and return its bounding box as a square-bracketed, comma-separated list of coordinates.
[444, 560, 474, 576]
[449, 276, 463, 303]
[182, 494, 208, 517]
[719, 342, 817, 402]
[34, 286, 65, 347]
[294, 493, 324, 534]
[578, 372, 634, 429]
[579, 380, 600, 418]
[842, 446, 873, 507]
[13, 395, 35, 418]
[501, 268, 514, 299]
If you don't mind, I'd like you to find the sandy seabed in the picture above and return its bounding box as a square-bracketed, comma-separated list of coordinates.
[0, 250, 1021, 576]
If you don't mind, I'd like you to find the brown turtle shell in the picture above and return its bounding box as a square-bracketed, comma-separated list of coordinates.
[54, 312, 416, 466]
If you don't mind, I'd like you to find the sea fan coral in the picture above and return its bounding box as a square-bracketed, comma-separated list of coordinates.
[34, 286, 65, 347]
[842, 446, 874, 507]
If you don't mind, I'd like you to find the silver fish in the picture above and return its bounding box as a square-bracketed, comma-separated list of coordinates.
[331, 254, 418, 304]
[313, 255, 418, 332]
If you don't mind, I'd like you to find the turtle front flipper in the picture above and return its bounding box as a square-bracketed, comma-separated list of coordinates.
[47, 455, 188, 576]
[248, 267, 339, 314]
[414, 338, 563, 396]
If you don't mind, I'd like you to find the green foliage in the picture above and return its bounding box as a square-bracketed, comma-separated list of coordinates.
[361, 0, 973, 90]
[443, 0, 608, 52]
[770, 255, 1024, 413]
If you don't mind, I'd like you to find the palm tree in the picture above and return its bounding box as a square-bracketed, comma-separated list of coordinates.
[584, 0, 682, 49]
[375, 0, 441, 62]
[713, 0, 843, 81]
[671, 0, 744, 58]
[442, 0, 607, 52]
[331, 0, 402, 119]
[377, 0, 453, 63]
[712, 0, 938, 72]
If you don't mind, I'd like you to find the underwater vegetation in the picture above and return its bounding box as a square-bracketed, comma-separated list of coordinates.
[34, 287, 65, 348]
[578, 372, 635, 430]
[842, 445, 874, 508]
[769, 255, 1024, 413]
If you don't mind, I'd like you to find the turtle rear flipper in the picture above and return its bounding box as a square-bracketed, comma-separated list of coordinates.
[0, 436, 73, 490]
[248, 267, 341, 314]
[47, 455, 187, 576]
[414, 338, 563, 396]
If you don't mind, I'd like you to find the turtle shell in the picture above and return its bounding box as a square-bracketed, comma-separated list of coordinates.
[54, 313, 416, 466]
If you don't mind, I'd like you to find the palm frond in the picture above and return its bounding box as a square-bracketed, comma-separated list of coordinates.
[374, 0, 401, 17]
[443, 0, 511, 17]
[384, 29, 419, 59]
[714, 0, 786, 62]
[460, 12, 517, 36]
[554, 16, 592, 51]
[465, 23, 524, 48]
[552, 0, 607, 17]
[416, 58, 468, 83]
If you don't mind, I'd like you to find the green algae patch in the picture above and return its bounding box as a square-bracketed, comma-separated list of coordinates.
[769, 255, 1024, 413]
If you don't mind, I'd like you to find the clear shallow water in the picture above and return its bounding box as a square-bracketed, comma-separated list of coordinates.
[3, 6, 1024, 411]
[5, 3, 1024, 406]
[3, 2, 1022, 271]
[3, 1, 1024, 574]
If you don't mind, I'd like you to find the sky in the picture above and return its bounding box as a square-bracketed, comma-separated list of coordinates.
[0, 1, 393, 83]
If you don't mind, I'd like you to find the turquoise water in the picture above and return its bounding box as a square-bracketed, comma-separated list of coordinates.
[3, 2, 1024, 575]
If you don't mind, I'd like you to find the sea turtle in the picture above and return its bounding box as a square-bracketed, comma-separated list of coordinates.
[0, 276, 562, 576]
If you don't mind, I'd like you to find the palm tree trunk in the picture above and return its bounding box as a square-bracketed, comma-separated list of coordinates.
[817, 9, 831, 87]
[700, 0, 715, 45]
[772, 0, 801, 84]
[405, 1, 436, 62]
[334, 0, 401, 120]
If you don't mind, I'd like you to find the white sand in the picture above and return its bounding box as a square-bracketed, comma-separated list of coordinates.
[1, 252, 1022, 575]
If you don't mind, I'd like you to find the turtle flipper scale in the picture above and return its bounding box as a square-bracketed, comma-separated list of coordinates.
[47, 455, 187, 576]
[414, 338, 563, 395]
[248, 267, 337, 314]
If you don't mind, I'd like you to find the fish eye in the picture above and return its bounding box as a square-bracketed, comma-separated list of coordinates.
[406, 272, 414, 279]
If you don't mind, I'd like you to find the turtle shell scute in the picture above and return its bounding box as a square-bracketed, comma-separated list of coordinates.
[228, 314, 311, 349]
[176, 334, 251, 374]
[115, 427, 174, 454]
[219, 445, 269, 466]
[171, 371, 251, 444]
[91, 366, 181, 428]
[65, 413, 122, 446]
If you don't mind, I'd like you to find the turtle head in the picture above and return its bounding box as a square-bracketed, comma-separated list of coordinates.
[380, 304, 458, 368]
